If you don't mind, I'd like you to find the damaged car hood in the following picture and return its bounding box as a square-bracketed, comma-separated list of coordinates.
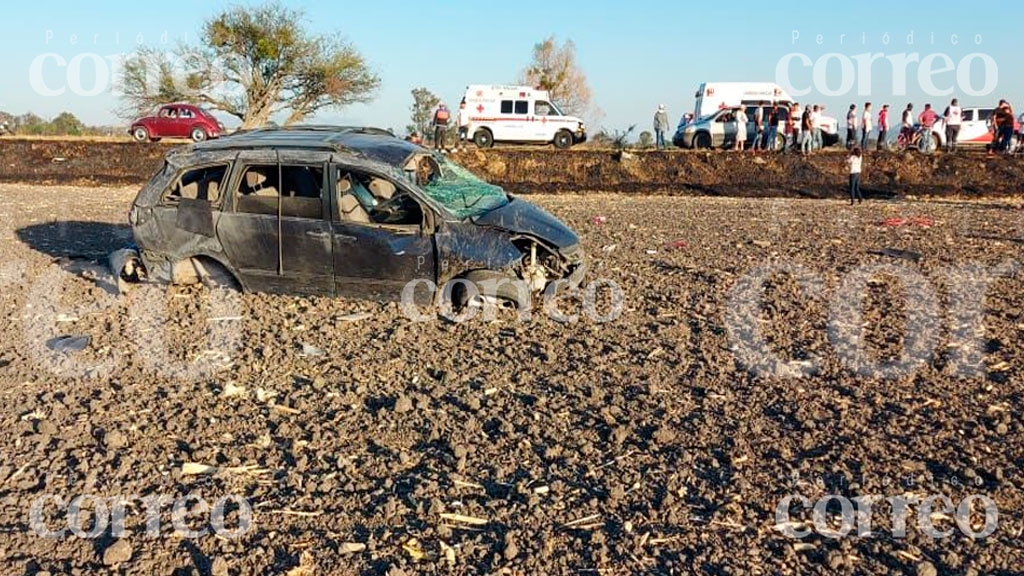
[470, 198, 579, 249]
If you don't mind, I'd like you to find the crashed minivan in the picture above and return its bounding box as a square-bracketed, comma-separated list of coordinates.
[115, 126, 586, 306]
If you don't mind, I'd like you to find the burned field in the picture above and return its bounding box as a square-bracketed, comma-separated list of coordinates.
[0, 183, 1023, 574]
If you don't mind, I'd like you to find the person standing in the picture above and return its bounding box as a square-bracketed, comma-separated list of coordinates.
[861, 103, 873, 150]
[753, 106, 765, 151]
[846, 104, 858, 150]
[918, 104, 939, 153]
[783, 105, 795, 153]
[877, 104, 890, 151]
[654, 104, 670, 150]
[432, 103, 451, 152]
[791, 102, 802, 151]
[456, 99, 469, 151]
[994, 100, 1015, 154]
[766, 104, 780, 151]
[733, 107, 748, 151]
[811, 105, 823, 151]
[847, 147, 863, 204]
[900, 103, 915, 147]
[943, 98, 962, 153]
[801, 105, 813, 155]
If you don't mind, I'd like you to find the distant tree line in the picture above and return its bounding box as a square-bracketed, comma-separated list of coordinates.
[0, 111, 109, 136]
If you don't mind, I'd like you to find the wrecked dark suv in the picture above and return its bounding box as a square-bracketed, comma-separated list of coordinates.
[117, 126, 586, 306]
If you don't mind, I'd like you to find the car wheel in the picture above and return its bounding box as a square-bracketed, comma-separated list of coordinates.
[191, 128, 208, 142]
[447, 271, 529, 310]
[193, 259, 240, 291]
[473, 129, 494, 149]
[553, 130, 573, 150]
[918, 134, 939, 154]
[132, 127, 149, 142]
[693, 132, 712, 149]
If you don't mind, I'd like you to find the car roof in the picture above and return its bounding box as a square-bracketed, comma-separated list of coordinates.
[189, 126, 420, 165]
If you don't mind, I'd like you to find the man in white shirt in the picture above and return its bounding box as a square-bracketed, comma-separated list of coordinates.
[861, 102, 873, 150]
[944, 98, 962, 153]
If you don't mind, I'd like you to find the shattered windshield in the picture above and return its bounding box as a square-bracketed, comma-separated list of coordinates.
[417, 156, 508, 219]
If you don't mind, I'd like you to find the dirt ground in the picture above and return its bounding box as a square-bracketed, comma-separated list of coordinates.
[0, 183, 1022, 575]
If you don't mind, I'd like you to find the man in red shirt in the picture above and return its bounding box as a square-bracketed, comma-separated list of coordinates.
[877, 104, 890, 151]
[918, 104, 939, 153]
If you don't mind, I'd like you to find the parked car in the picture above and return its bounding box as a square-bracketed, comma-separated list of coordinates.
[113, 126, 587, 307]
[926, 106, 1020, 150]
[673, 106, 839, 150]
[461, 85, 587, 149]
[130, 104, 224, 143]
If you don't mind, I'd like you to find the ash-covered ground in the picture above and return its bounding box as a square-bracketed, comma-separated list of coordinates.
[0, 183, 1022, 575]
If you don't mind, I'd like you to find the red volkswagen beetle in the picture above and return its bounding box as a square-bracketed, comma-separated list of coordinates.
[130, 104, 224, 143]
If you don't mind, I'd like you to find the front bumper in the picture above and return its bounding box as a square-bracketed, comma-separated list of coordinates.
[672, 130, 692, 147]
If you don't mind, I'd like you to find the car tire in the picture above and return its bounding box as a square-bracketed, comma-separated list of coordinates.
[191, 128, 208, 142]
[693, 132, 712, 149]
[132, 127, 149, 142]
[473, 129, 494, 149]
[193, 259, 240, 291]
[447, 271, 529, 310]
[553, 130, 573, 150]
[918, 134, 940, 154]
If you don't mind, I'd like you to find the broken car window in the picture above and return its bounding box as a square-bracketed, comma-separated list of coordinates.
[416, 155, 508, 220]
[236, 165, 324, 219]
[336, 170, 423, 226]
[166, 164, 228, 204]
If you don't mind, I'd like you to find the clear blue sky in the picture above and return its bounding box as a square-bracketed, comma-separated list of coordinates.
[1, 0, 1021, 131]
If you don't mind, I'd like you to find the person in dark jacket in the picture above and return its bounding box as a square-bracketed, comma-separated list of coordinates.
[432, 103, 451, 152]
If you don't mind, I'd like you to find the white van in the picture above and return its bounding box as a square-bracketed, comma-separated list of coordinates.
[693, 82, 793, 120]
[687, 82, 839, 146]
[461, 85, 587, 149]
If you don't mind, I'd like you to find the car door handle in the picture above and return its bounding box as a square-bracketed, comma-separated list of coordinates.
[306, 230, 331, 239]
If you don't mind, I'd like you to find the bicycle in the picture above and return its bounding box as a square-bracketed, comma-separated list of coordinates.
[896, 124, 938, 154]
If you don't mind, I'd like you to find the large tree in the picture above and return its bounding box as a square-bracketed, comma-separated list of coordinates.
[117, 2, 380, 128]
[519, 36, 598, 122]
[409, 87, 440, 139]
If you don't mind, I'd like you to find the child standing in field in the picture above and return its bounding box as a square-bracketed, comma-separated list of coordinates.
[847, 147, 863, 205]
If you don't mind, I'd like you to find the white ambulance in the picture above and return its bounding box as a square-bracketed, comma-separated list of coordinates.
[692, 82, 791, 120]
[682, 81, 840, 147]
[460, 85, 587, 149]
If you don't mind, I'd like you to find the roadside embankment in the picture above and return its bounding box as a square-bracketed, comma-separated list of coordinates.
[2, 138, 1023, 198]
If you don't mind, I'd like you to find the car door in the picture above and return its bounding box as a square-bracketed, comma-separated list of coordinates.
[153, 107, 175, 138]
[176, 107, 196, 138]
[330, 165, 436, 302]
[960, 108, 989, 144]
[217, 151, 334, 295]
[714, 111, 735, 147]
[140, 161, 231, 274]
[532, 100, 559, 141]
[167, 106, 189, 138]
